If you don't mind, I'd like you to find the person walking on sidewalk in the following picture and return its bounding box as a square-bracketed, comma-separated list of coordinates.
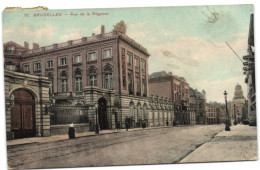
[116, 122, 120, 131]
[125, 121, 129, 131]
[68, 123, 75, 139]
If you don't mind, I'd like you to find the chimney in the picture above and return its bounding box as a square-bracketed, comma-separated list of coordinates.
[101, 25, 105, 35]
[33, 43, 39, 50]
[24, 41, 29, 50]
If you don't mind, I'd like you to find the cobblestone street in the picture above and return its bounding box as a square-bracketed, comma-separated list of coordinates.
[8, 125, 224, 169]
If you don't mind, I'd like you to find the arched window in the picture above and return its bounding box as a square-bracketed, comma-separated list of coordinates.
[89, 67, 97, 86]
[137, 103, 141, 120]
[104, 65, 113, 89]
[129, 102, 135, 119]
[143, 104, 147, 120]
[74, 69, 82, 91]
[60, 71, 68, 92]
[47, 73, 54, 95]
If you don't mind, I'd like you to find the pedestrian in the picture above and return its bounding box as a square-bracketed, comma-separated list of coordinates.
[125, 121, 129, 131]
[116, 122, 120, 131]
[166, 121, 169, 126]
[68, 123, 75, 139]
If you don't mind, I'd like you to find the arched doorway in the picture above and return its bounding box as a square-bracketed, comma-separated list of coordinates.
[98, 98, 108, 130]
[11, 89, 36, 139]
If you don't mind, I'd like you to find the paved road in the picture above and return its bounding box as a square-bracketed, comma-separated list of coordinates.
[7, 125, 224, 169]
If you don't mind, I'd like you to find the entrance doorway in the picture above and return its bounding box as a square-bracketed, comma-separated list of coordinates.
[11, 89, 36, 139]
[98, 98, 108, 130]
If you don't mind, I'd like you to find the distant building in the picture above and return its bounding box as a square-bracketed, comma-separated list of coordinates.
[189, 88, 207, 124]
[232, 84, 246, 124]
[243, 14, 256, 126]
[206, 106, 221, 124]
[148, 71, 195, 125]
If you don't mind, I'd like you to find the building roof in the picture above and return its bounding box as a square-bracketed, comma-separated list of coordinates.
[149, 71, 170, 79]
[4, 25, 150, 57]
[189, 87, 196, 96]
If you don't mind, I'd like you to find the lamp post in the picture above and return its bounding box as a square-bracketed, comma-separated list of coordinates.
[224, 91, 230, 131]
[95, 103, 99, 134]
[234, 104, 237, 125]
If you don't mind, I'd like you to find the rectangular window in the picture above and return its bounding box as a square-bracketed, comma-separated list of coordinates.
[74, 55, 82, 63]
[104, 73, 113, 89]
[89, 52, 96, 61]
[34, 62, 41, 70]
[135, 56, 139, 69]
[23, 64, 30, 73]
[60, 57, 67, 66]
[90, 75, 97, 86]
[6, 65, 16, 71]
[141, 60, 146, 72]
[142, 79, 147, 97]
[103, 49, 112, 59]
[61, 79, 68, 92]
[127, 52, 132, 66]
[136, 77, 141, 96]
[47, 60, 53, 68]
[75, 77, 82, 91]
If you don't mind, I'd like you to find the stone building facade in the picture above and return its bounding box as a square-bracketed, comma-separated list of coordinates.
[206, 106, 221, 124]
[4, 21, 174, 138]
[243, 14, 256, 126]
[189, 88, 207, 124]
[4, 69, 51, 140]
[148, 71, 195, 125]
[232, 84, 246, 124]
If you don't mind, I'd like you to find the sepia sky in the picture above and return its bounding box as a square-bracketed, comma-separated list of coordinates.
[3, 5, 253, 103]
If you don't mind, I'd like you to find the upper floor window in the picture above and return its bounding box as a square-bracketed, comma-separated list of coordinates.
[60, 71, 68, 92]
[47, 60, 53, 68]
[103, 49, 112, 59]
[135, 56, 139, 69]
[89, 52, 96, 61]
[47, 73, 54, 95]
[89, 67, 97, 87]
[23, 64, 30, 73]
[34, 62, 41, 70]
[74, 69, 82, 92]
[141, 59, 146, 72]
[74, 55, 82, 63]
[104, 73, 113, 89]
[6, 64, 16, 71]
[5, 46, 15, 54]
[90, 75, 97, 86]
[60, 57, 67, 66]
[127, 52, 133, 66]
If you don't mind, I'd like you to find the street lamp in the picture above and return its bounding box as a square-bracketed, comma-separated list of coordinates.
[234, 104, 237, 125]
[224, 91, 230, 131]
[95, 103, 99, 134]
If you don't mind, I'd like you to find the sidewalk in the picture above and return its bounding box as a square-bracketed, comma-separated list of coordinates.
[7, 126, 170, 147]
[180, 124, 258, 163]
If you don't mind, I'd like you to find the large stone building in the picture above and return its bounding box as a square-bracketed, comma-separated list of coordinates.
[243, 14, 256, 126]
[148, 71, 195, 125]
[4, 21, 175, 139]
[232, 84, 246, 124]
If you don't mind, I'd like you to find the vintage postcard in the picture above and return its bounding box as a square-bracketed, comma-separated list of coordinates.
[2, 4, 257, 170]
